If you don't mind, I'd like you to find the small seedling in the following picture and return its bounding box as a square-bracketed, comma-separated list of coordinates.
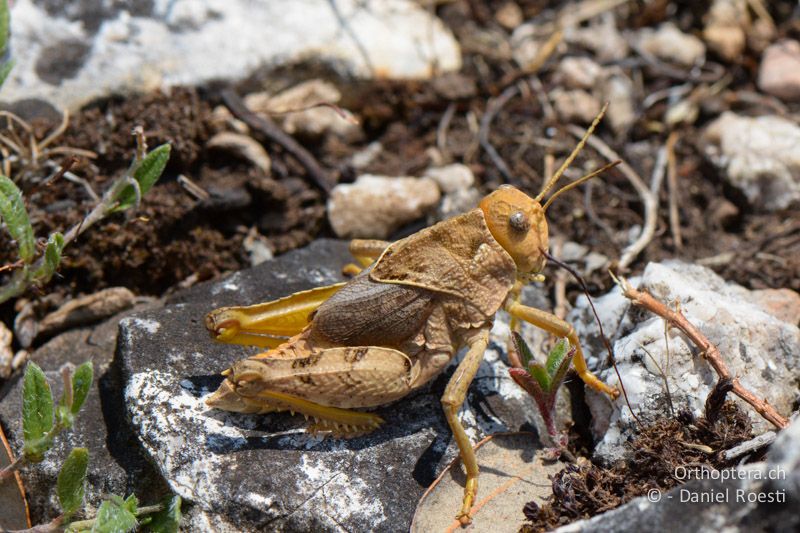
[0, 137, 171, 305]
[1, 362, 182, 532]
[508, 332, 575, 454]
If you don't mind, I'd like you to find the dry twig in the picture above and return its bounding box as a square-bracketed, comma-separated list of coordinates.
[665, 131, 682, 248]
[613, 275, 790, 430]
[221, 89, 334, 192]
[567, 126, 657, 271]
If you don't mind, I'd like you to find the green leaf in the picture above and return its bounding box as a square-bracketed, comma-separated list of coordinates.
[0, 0, 9, 57]
[0, 175, 36, 263]
[123, 494, 139, 513]
[58, 447, 89, 517]
[548, 344, 576, 394]
[90, 497, 138, 533]
[0, 58, 14, 89]
[70, 362, 93, 414]
[55, 403, 74, 430]
[545, 339, 571, 379]
[113, 144, 170, 212]
[22, 363, 54, 461]
[32, 232, 64, 283]
[511, 332, 535, 368]
[528, 364, 551, 394]
[145, 495, 181, 533]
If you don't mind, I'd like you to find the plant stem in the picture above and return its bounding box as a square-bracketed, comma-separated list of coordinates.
[10, 515, 63, 533]
[65, 503, 165, 531]
[0, 453, 26, 482]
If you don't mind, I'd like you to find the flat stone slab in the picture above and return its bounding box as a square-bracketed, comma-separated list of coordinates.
[5, 0, 461, 110]
[119, 239, 548, 531]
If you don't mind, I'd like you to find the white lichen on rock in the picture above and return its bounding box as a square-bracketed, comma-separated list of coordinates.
[570, 261, 800, 462]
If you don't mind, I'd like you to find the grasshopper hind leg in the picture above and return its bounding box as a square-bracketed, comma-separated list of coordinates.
[207, 380, 385, 438]
[207, 344, 416, 438]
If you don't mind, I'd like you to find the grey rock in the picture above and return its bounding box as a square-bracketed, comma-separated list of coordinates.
[0, 305, 168, 523]
[120, 239, 551, 531]
[569, 261, 800, 463]
[5, 0, 461, 110]
[554, 416, 800, 532]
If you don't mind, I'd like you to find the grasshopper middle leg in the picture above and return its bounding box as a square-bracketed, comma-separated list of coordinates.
[342, 239, 390, 276]
[441, 328, 490, 525]
[505, 301, 620, 399]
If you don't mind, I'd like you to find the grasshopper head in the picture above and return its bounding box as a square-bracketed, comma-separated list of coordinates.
[479, 185, 548, 278]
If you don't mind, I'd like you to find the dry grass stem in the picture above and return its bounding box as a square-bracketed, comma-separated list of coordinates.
[567, 126, 657, 271]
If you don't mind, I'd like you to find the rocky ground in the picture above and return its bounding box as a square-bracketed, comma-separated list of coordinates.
[0, 0, 799, 531]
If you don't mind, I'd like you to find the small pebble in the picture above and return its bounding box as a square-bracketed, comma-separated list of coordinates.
[552, 89, 602, 124]
[423, 164, 475, 194]
[495, 2, 524, 30]
[556, 57, 603, 89]
[0, 321, 13, 379]
[327, 175, 440, 239]
[703, 0, 748, 61]
[638, 23, 706, 66]
[758, 40, 800, 102]
[704, 112, 800, 210]
[602, 73, 636, 136]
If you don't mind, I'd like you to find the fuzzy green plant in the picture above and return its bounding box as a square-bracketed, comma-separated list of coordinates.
[508, 333, 575, 452]
[0, 362, 182, 532]
[0, 0, 169, 305]
[0, 136, 170, 305]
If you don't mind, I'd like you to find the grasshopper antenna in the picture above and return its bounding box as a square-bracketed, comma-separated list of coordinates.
[542, 160, 621, 212]
[535, 102, 608, 204]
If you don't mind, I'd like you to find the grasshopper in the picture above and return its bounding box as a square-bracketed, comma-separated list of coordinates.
[204, 111, 620, 524]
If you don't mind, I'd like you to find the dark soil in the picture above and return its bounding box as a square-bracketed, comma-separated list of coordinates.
[521, 403, 754, 532]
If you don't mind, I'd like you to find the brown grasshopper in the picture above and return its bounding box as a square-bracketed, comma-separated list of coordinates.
[204, 112, 620, 524]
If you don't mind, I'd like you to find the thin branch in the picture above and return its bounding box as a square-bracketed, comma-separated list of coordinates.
[723, 431, 777, 462]
[613, 276, 789, 430]
[568, 126, 657, 271]
[221, 89, 334, 193]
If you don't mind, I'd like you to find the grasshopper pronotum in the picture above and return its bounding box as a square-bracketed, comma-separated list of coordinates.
[204, 110, 620, 524]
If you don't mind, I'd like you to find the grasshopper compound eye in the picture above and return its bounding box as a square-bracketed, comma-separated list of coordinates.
[509, 210, 530, 232]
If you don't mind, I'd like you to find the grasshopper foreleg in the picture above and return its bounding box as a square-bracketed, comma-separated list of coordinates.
[441, 328, 490, 525]
[505, 301, 620, 399]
